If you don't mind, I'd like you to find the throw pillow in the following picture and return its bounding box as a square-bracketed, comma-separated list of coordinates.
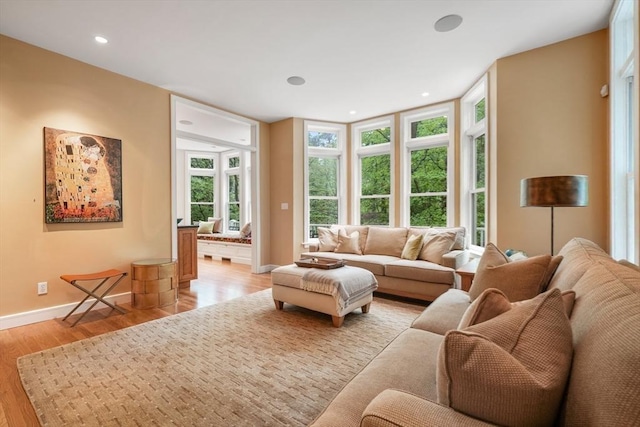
[458, 287, 577, 329]
[418, 230, 456, 264]
[239, 222, 251, 238]
[401, 233, 424, 260]
[335, 230, 362, 255]
[207, 217, 223, 233]
[468, 243, 552, 302]
[197, 221, 214, 234]
[438, 289, 573, 427]
[317, 227, 339, 252]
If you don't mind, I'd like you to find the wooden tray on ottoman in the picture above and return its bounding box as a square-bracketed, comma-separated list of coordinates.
[295, 258, 346, 269]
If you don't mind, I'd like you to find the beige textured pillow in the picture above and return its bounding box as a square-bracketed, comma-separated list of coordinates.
[401, 233, 424, 260]
[438, 289, 573, 427]
[364, 227, 408, 257]
[207, 217, 223, 233]
[459, 287, 577, 329]
[317, 227, 339, 252]
[239, 222, 251, 238]
[197, 221, 214, 234]
[335, 230, 362, 255]
[469, 243, 552, 302]
[419, 230, 456, 264]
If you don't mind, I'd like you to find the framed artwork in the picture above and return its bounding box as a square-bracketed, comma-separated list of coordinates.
[44, 127, 123, 223]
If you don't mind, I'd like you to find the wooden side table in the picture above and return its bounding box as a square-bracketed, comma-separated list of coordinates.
[456, 258, 480, 292]
[177, 225, 198, 288]
[131, 258, 178, 309]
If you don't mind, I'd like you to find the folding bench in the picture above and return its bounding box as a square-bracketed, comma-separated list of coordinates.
[60, 269, 128, 326]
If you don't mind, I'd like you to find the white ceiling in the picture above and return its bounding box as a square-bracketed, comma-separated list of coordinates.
[0, 0, 613, 125]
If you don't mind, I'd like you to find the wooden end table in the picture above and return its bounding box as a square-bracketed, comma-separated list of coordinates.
[456, 258, 479, 292]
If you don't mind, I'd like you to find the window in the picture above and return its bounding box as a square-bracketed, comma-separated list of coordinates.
[304, 121, 347, 239]
[610, 0, 638, 262]
[187, 153, 216, 224]
[461, 77, 488, 249]
[400, 103, 455, 227]
[352, 117, 394, 226]
[225, 154, 240, 231]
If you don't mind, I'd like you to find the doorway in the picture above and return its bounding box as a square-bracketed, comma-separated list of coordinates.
[170, 95, 261, 273]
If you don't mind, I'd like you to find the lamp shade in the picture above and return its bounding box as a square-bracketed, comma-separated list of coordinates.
[520, 175, 589, 207]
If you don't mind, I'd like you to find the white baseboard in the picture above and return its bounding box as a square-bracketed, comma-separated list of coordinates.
[0, 292, 131, 330]
[258, 264, 278, 274]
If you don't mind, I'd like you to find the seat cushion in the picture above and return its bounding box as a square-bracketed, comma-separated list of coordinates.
[303, 252, 397, 276]
[385, 260, 455, 285]
[438, 289, 573, 427]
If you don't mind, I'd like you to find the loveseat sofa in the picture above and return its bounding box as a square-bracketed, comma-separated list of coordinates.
[303, 225, 470, 302]
[310, 238, 640, 426]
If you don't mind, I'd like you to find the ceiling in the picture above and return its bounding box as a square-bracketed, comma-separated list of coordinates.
[0, 0, 613, 125]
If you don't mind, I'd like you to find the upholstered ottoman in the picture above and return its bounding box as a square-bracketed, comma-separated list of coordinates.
[271, 264, 378, 327]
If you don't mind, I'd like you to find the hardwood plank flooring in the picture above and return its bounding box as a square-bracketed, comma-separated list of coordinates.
[0, 258, 271, 427]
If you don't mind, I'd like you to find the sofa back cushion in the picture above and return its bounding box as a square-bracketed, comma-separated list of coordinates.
[548, 238, 611, 292]
[364, 227, 408, 257]
[559, 260, 640, 426]
[438, 289, 573, 427]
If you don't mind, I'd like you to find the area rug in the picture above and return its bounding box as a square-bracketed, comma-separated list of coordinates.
[18, 290, 423, 426]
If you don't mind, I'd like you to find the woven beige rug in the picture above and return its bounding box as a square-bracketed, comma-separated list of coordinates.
[18, 289, 423, 426]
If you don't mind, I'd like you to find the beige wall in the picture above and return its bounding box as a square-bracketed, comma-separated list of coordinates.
[0, 36, 172, 316]
[493, 30, 609, 255]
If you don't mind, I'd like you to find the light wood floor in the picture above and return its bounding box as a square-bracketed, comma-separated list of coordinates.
[0, 258, 272, 427]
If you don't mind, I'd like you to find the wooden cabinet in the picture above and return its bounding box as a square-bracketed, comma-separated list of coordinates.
[177, 226, 198, 287]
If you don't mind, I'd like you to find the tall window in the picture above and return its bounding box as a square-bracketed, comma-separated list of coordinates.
[400, 103, 455, 227]
[188, 153, 216, 224]
[461, 77, 488, 249]
[610, 0, 638, 262]
[304, 121, 346, 239]
[352, 117, 393, 225]
[225, 154, 241, 231]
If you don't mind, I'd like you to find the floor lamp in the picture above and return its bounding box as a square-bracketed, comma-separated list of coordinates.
[520, 175, 589, 255]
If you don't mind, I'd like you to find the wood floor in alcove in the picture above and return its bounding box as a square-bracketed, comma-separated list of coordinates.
[0, 258, 271, 426]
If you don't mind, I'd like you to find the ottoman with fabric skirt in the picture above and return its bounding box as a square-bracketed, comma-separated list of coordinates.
[271, 264, 378, 327]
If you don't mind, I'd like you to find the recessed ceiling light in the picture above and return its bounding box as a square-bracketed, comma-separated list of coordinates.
[434, 14, 463, 32]
[94, 36, 108, 44]
[287, 76, 306, 86]
[349, 110, 357, 115]
[422, 92, 430, 97]
[179, 120, 193, 125]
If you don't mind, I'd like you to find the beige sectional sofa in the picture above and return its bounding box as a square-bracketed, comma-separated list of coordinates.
[310, 238, 640, 427]
[303, 225, 470, 302]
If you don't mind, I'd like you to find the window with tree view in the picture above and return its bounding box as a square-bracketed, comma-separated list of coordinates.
[401, 107, 453, 228]
[189, 156, 215, 224]
[305, 122, 345, 239]
[353, 120, 393, 225]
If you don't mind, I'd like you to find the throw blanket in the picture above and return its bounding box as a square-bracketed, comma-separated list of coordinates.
[301, 267, 378, 312]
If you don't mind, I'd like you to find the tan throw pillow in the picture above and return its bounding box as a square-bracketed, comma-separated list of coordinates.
[469, 243, 552, 302]
[335, 230, 362, 255]
[438, 289, 573, 427]
[419, 230, 456, 264]
[207, 217, 223, 233]
[317, 227, 339, 252]
[197, 221, 214, 234]
[401, 233, 424, 260]
[239, 222, 251, 238]
[459, 287, 577, 329]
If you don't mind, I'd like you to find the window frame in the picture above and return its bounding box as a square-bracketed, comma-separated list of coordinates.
[185, 152, 218, 225]
[223, 151, 242, 232]
[351, 116, 395, 226]
[399, 102, 456, 228]
[610, 0, 638, 263]
[460, 76, 488, 253]
[304, 121, 347, 241]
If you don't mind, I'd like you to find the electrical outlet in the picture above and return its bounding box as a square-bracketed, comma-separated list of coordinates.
[37, 281, 48, 295]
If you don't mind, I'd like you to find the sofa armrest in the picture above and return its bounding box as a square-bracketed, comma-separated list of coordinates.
[306, 243, 320, 252]
[361, 389, 495, 427]
[442, 249, 470, 270]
